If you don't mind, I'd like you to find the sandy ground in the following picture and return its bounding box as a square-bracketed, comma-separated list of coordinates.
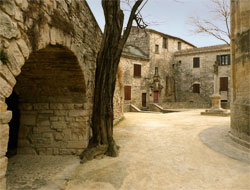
[6, 110, 250, 190]
[65, 110, 250, 190]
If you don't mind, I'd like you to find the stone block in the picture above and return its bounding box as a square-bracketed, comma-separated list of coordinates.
[19, 103, 33, 111]
[17, 147, 36, 155]
[17, 126, 30, 138]
[0, 177, 6, 190]
[6, 41, 25, 76]
[51, 121, 67, 130]
[20, 114, 36, 125]
[0, 102, 7, 112]
[54, 110, 67, 116]
[0, 63, 16, 87]
[63, 104, 74, 109]
[0, 77, 13, 98]
[50, 103, 63, 110]
[34, 103, 49, 110]
[18, 139, 30, 147]
[67, 140, 88, 149]
[0, 111, 12, 124]
[68, 110, 85, 117]
[16, 39, 30, 59]
[0, 125, 9, 157]
[0, 11, 18, 39]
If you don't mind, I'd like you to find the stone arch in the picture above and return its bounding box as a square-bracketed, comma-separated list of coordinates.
[6, 44, 88, 156]
[0, 0, 102, 189]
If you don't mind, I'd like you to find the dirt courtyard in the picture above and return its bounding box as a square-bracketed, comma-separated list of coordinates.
[7, 110, 250, 190]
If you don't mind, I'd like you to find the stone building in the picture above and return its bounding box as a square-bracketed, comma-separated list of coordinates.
[122, 27, 195, 110]
[0, 1, 123, 189]
[230, 0, 250, 148]
[173, 44, 231, 109]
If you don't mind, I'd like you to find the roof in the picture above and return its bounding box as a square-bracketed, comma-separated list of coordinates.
[122, 45, 149, 61]
[144, 28, 197, 48]
[175, 44, 230, 56]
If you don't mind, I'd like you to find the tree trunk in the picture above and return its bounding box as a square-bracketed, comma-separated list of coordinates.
[81, 0, 144, 161]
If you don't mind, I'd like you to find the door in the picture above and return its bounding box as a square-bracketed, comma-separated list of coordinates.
[142, 93, 146, 107]
[153, 91, 159, 103]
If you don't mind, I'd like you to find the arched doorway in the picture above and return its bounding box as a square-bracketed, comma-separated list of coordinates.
[6, 45, 88, 156]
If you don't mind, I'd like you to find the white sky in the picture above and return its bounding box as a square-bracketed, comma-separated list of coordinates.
[86, 0, 229, 48]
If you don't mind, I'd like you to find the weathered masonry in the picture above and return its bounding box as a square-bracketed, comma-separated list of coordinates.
[230, 0, 250, 148]
[174, 45, 231, 109]
[0, 1, 122, 189]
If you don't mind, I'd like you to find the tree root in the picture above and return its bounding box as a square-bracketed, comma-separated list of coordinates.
[80, 145, 108, 164]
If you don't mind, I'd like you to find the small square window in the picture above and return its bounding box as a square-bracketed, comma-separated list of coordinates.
[178, 42, 182, 50]
[155, 44, 159, 53]
[193, 84, 200, 93]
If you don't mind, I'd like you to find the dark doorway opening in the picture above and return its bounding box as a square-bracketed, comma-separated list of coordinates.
[6, 92, 20, 158]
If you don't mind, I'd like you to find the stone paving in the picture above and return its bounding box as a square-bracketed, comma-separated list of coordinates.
[6, 110, 250, 190]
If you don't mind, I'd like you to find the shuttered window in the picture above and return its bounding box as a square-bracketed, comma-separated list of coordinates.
[124, 86, 131, 100]
[193, 57, 200, 68]
[217, 54, 230, 65]
[163, 37, 168, 49]
[134, 64, 141, 77]
[193, 84, 200, 93]
[178, 42, 182, 50]
[220, 77, 228, 91]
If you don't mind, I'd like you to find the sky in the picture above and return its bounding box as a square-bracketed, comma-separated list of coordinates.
[86, 0, 229, 48]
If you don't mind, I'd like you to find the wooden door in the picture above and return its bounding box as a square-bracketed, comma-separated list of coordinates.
[142, 93, 146, 107]
[153, 91, 159, 103]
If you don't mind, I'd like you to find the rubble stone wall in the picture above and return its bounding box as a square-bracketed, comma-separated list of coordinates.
[0, 0, 104, 189]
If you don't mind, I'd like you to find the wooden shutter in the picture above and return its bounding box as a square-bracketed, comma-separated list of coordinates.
[134, 64, 141, 77]
[124, 86, 131, 100]
[193, 84, 200, 93]
[220, 77, 228, 91]
[193, 57, 200, 68]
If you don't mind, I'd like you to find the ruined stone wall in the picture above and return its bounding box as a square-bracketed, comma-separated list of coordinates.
[0, 0, 102, 189]
[230, 0, 250, 148]
[174, 46, 231, 108]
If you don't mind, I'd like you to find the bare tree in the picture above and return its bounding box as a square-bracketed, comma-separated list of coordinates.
[81, 0, 147, 162]
[189, 0, 230, 45]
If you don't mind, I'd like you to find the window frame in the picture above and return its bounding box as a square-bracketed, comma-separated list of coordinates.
[178, 42, 182, 50]
[192, 83, 200, 93]
[162, 37, 168, 49]
[133, 64, 141, 78]
[193, 57, 200, 68]
[155, 44, 159, 54]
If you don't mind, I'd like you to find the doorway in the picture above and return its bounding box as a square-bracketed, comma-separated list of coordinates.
[153, 91, 159, 103]
[142, 93, 146, 107]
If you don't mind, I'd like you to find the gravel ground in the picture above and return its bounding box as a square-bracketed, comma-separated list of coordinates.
[6, 110, 250, 190]
[65, 110, 250, 190]
[6, 155, 80, 190]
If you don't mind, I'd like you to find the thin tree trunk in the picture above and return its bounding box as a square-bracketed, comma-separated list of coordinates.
[81, 0, 144, 161]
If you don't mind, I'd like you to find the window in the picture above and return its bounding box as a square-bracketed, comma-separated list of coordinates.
[134, 64, 141, 77]
[217, 54, 230, 65]
[220, 77, 228, 91]
[155, 44, 159, 53]
[124, 86, 131, 100]
[178, 42, 182, 50]
[162, 37, 168, 49]
[193, 84, 200, 93]
[193, 57, 200, 68]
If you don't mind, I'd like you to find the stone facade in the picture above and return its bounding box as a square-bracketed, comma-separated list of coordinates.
[123, 27, 195, 110]
[0, 1, 122, 189]
[174, 45, 231, 108]
[230, 0, 250, 148]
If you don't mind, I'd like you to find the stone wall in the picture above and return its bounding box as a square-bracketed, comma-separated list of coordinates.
[174, 45, 231, 108]
[0, 0, 102, 189]
[230, 0, 250, 148]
